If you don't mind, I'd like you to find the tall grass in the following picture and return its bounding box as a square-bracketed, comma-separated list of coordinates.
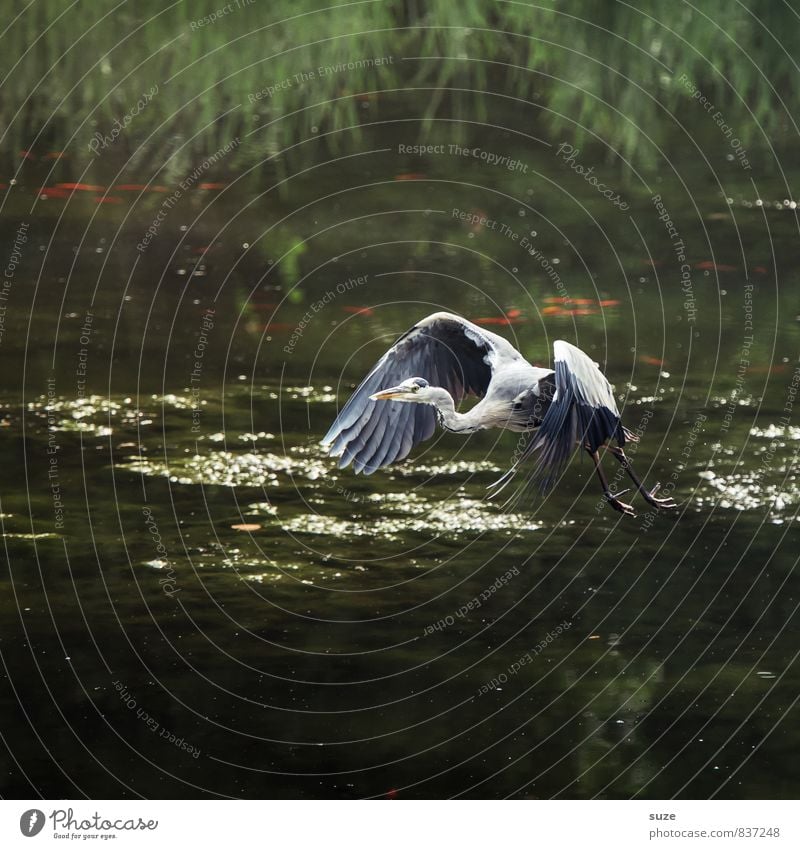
[1, 0, 795, 171]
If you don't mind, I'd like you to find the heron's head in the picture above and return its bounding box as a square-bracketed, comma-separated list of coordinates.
[369, 377, 432, 403]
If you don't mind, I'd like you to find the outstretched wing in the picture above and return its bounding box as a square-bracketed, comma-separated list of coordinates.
[322, 311, 523, 474]
[522, 340, 630, 490]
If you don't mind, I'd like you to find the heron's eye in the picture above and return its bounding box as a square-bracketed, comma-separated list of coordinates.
[412, 384, 420, 392]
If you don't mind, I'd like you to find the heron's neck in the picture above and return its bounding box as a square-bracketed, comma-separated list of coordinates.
[425, 388, 479, 433]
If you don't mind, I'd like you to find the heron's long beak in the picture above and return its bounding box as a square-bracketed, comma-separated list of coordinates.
[369, 386, 406, 401]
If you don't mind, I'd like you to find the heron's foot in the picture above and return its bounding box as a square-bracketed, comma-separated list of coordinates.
[641, 482, 677, 510]
[604, 488, 636, 517]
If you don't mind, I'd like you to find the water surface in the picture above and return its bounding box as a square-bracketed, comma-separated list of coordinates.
[1, 111, 799, 799]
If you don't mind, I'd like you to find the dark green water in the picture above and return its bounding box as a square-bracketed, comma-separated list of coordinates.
[1, 113, 799, 799]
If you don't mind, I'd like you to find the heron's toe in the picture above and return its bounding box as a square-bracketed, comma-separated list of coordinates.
[604, 490, 636, 517]
[646, 483, 677, 509]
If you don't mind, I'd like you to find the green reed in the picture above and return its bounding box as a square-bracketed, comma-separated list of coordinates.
[1, 0, 795, 171]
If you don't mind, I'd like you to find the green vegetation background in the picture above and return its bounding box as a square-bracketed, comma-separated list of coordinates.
[4, 0, 796, 171]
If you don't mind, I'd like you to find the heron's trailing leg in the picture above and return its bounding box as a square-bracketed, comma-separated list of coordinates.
[586, 447, 635, 516]
[608, 446, 677, 510]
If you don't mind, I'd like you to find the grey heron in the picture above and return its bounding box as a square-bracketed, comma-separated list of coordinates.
[321, 312, 675, 516]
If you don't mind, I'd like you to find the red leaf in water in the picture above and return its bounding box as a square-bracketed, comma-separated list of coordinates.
[19, 150, 35, 159]
[342, 306, 374, 316]
[56, 182, 106, 192]
[386, 789, 398, 799]
[571, 298, 595, 305]
[753, 266, 768, 274]
[542, 306, 563, 315]
[566, 308, 597, 316]
[506, 308, 522, 318]
[598, 299, 621, 307]
[199, 182, 226, 190]
[544, 296, 570, 304]
[39, 188, 69, 199]
[693, 261, 737, 271]
[149, 186, 169, 193]
[394, 173, 426, 181]
[639, 355, 665, 366]
[466, 208, 490, 232]
[749, 364, 788, 374]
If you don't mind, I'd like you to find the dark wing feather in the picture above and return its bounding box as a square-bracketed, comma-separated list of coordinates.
[321, 312, 521, 474]
[523, 340, 627, 490]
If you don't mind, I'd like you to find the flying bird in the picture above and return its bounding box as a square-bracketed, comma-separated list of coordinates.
[321, 312, 675, 516]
